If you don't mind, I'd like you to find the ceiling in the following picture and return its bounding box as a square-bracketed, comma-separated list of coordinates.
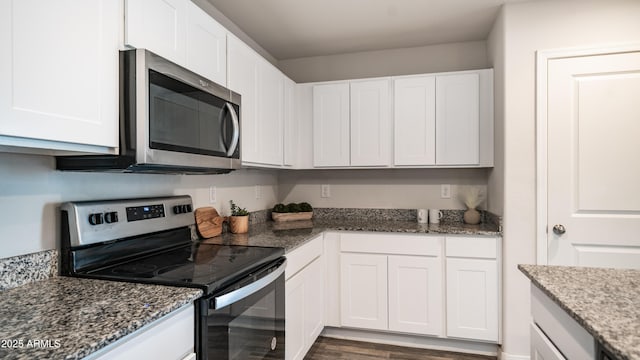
[206, 0, 529, 60]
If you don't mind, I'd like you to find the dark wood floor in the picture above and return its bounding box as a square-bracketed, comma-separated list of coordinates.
[303, 337, 497, 360]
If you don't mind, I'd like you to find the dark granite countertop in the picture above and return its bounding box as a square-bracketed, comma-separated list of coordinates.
[0, 277, 202, 360]
[519, 264, 640, 360]
[200, 218, 501, 253]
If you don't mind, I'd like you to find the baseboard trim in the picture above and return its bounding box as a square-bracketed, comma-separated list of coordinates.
[500, 352, 530, 360]
[320, 327, 499, 356]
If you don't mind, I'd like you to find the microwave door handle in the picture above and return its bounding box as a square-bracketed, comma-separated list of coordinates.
[225, 102, 239, 157]
[213, 259, 287, 310]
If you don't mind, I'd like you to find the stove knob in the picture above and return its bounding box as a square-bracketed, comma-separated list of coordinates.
[173, 205, 182, 214]
[105, 212, 118, 224]
[185, 204, 192, 213]
[88, 213, 103, 225]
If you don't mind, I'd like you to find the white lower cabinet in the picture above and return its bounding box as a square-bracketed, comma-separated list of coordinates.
[339, 233, 444, 337]
[285, 236, 324, 360]
[388, 255, 443, 335]
[340, 253, 388, 330]
[530, 323, 566, 360]
[86, 304, 195, 360]
[530, 285, 594, 359]
[445, 236, 499, 342]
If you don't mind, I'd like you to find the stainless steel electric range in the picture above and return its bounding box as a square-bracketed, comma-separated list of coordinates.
[59, 195, 286, 360]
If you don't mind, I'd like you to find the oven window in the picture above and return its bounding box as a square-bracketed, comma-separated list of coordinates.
[202, 272, 285, 360]
[148, 70, 232, 157]
[228, 288, 276, 359]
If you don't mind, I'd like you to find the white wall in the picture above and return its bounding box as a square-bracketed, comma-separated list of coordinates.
[491, 0, 640, 358]
[279, 169, 488, 210]
[279, 41, 488, 83]
[0, 152, 278, 259]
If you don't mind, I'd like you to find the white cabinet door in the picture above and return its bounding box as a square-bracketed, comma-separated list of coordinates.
[393, 76, 436, 165]
[304, 257, 324, 349]
[227, 36, 260, 164]
[350, 79, 391, 166]
[285, 250, 324, 360]
[340, 253, 388, 330]
[228, 35, 285, 167]
[313, 83, 350, 167]
[258, 60, 284, 166]
[446, 257, 498, 342]
[0, 0, 119, 153]
[125, 0, 187, 66]
[435, 73, 480, 165]
[185, 1, 227, 85]
[388, 255, 443, 336]
[88, 304, 194, 360]
[283, 77, 297, 167]
[285, 270, 306, 360]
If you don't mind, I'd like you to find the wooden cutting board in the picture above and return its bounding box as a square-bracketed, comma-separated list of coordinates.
[194, 207, 224, 238]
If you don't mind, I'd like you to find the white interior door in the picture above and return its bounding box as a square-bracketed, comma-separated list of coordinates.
[546, 50, 640, 268]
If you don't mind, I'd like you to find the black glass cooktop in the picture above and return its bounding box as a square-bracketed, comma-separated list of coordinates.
[83, 242, 284, 294]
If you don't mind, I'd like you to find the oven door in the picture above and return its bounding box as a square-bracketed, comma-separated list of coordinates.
[197, 257, 286, 360]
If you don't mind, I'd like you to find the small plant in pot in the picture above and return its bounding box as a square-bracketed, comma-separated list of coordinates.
[271, 202, 313, 222]
[228, 200, 249, 234]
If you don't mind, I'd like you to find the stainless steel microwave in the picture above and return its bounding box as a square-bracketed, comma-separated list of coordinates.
[56, 49, 241, 174]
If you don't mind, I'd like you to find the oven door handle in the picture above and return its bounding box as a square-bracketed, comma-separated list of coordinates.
[214, 259, 287, 310]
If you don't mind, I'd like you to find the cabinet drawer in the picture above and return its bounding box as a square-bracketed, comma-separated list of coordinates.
[286, 235, 323, 280]
[531, 285, 594, 360]
[530, 322, 566, 360]
[446, 236, 497, 259]
[340, 232, 442, 256]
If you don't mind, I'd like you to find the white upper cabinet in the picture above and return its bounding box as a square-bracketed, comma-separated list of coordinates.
[258, 59, 284, 166]
[312, 79, 391, 167]
[436, 73, 480, 165]
[228, 36, 260, 163]
[185, 1, 227, 85]
[307, 69, 493, 169]
[393, 76, 436, 165]
[313, 83, 350, 167]
[283, 77, 297, 167]
[125, 0, 187, 65]
[0, 0, 120, 154]
[392, 69, 493, 168]
[228, 35, 284, 167]
[350, 79, 391, 166]
[126, 0, 227, 85]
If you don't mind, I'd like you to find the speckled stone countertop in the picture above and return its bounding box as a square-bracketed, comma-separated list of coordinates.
[0, 277, 202, 360]
[201, 218, 501, 253]
[519, 264, 640, 360]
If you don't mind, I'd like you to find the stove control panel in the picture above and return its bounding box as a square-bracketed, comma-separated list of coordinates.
[61, 195, 194, 247]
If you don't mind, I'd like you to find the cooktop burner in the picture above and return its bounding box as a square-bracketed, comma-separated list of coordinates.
[86, 242, 283, 293]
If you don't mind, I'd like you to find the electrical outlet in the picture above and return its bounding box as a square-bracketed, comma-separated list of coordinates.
[321, 184, 331, 198]
[209, 186, 216, 203]
[255, 185, 261, 199]
[441, 184, 451, 199]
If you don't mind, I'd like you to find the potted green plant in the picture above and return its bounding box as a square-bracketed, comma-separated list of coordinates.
[271, 202, 313, 222]
[228, 200, 249, 233]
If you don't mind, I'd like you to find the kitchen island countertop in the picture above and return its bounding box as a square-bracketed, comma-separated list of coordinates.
[0, 276, 202, 360]
[201, 218, 501, 252]
[519, 264, 640, 360]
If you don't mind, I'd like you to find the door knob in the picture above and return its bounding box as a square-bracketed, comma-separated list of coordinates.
[552, 224, 566, 235]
